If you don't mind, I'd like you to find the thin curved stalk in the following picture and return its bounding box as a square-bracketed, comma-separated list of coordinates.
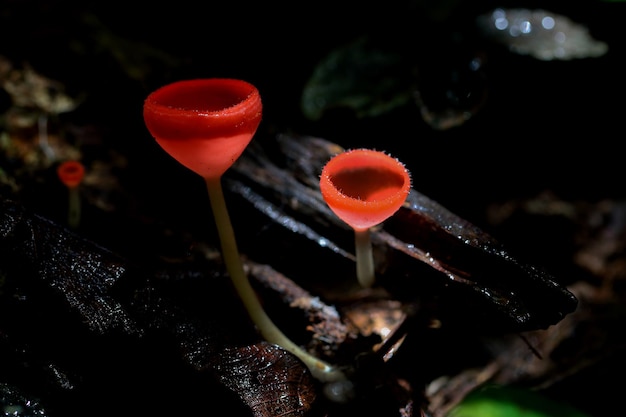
[205, 177, 346, 383]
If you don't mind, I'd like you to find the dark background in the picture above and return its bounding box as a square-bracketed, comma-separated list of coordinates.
[2, 0, 624, 227]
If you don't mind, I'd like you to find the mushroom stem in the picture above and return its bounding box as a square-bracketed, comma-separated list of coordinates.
[205, 177, 347, 383]
[354, 229, 375, 288]
[67, 186, 81, 229]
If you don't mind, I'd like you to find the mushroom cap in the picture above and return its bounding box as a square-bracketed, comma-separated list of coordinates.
[143, 78, 262, 179]
[57, 160, 86, 188]
[320, 149, 411, 231]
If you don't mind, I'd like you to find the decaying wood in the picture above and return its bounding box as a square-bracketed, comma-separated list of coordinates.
[229, 133, 577, 334]
[0, 131, 580, 417]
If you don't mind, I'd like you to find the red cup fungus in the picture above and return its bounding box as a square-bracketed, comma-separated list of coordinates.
[143, 78, 346, 384]
[143, 78, 262, 181]
[57, 160, 86, 229]
[57, 160, 85, 189]
[320, 149, 411, 288]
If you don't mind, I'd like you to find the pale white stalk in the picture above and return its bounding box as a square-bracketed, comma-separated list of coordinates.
[67, 186, 81, 229]
[205, 177, 346, 383]
[355, 228, 375, 288]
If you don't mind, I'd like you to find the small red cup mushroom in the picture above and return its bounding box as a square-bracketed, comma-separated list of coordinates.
[320, 149, 411, 288]
[57, 160, 86, 229]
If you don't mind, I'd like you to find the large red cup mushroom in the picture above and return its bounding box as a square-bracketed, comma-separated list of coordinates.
[143, 79, 345, 383]
[320, 149, 411, 288]
[143, 78, 262, 181]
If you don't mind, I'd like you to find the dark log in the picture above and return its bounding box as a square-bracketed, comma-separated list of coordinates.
[228, 133, 577, 333]
[0, 132, 577, 417]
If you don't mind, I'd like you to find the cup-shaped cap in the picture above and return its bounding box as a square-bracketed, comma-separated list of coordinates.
[57, 160, 85, 188]
[320, 149, 411, 231]
[143, 78, 262, 179]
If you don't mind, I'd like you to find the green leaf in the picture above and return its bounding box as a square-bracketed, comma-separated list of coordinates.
[300, 36, 413, 121]
[447, 385, 592, 417]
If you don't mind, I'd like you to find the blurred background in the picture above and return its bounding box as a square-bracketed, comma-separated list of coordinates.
[2, 0, 624, 218]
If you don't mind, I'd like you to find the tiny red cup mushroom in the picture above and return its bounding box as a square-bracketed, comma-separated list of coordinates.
[57, 160, 86, 229]
[143, 78, 346, 383]
[320, 149, 411, 288]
